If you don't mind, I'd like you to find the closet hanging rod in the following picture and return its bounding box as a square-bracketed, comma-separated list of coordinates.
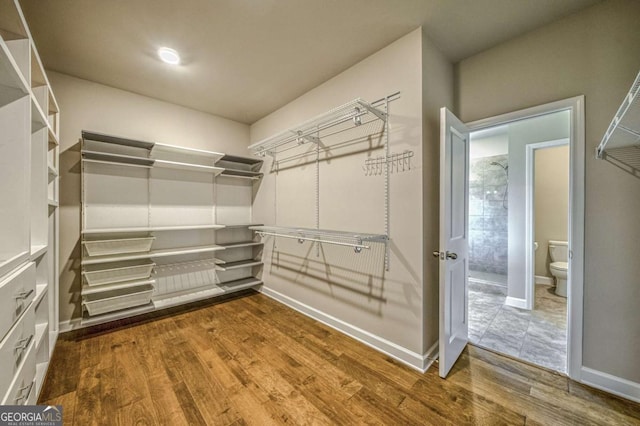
[254, 231, 371, 252]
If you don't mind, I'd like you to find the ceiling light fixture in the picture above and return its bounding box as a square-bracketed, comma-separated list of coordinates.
[158, 47, 180, 65]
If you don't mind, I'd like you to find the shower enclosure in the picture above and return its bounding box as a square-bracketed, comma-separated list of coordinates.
[468, 154, 509, 288]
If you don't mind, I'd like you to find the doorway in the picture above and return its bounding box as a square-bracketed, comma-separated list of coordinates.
[438, 97, 585, 380]
[467, 123, 571, 373]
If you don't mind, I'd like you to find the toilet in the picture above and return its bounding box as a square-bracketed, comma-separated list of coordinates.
[548, 240, 568, 297]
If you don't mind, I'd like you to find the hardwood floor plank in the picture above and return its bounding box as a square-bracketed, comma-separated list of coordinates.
[38, 292, 640, 425]
[40, 391, 76, 426]
[531, 381, 640, 425]
[72, 365, 102, 426]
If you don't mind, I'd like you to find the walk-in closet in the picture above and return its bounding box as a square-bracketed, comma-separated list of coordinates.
[1, 0, 640, 423]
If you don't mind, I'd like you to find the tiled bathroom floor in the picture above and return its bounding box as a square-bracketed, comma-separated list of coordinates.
[469, 270, 507, 286]
[468, 281, 567, 373]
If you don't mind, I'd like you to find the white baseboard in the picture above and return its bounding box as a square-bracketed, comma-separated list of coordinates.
[581, 367, 640, 403]
[260, 287, 431, 372]
[535, 275, 554, 285]
[58, 318, 82, 333]
[505, 296, 528, 309]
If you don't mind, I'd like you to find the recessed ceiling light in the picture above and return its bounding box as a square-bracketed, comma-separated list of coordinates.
[158, 47, 180, 65]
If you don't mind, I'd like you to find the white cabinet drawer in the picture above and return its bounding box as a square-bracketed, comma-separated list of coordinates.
[0, 262, 36, 341]
[0, 301, 35, 399]
[1, 338, 35, 405]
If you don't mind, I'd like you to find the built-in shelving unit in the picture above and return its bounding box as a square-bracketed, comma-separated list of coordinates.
[247, 95, 396, 269]
[0, 0, 60, 404]
[80, 131, 264, 327]
[597, 70, 640, 159]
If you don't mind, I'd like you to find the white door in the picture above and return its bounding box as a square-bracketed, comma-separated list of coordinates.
[437, 107, 470, 378]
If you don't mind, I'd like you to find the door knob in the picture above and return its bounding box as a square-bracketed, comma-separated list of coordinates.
[446, 251, 458, 260]
[432, 251, 441, 258]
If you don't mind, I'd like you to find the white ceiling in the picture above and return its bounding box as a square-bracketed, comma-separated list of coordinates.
[20, 0, 600, 124]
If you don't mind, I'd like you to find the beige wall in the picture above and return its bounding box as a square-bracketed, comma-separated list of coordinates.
[456, 0, 640, 382]
[535, 145, 569, 278]
[251, 28, 452, 363]
[50, 71, 249, 324]
[421, 29, 454, 353]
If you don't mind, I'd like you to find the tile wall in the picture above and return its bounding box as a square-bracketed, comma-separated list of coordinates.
[469, 154, 508, 275]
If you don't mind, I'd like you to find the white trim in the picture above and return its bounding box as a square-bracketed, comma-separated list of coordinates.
[504, 296, 528, 309]
[260, 287, 430, 372]
[581, 367, 640, 403]
[58, 319, 82, 333]
[535, 275, 554, 285]
[466, 96, 585, 381]
[525, 138, 569, 311]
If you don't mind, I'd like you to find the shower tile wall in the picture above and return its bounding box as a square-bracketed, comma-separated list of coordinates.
[469, 154, 508, 275]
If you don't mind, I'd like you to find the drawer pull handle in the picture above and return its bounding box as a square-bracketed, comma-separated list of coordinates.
[14, 289, 34, 300]
[14, 335, 33, 353]
[14, 382, 34, 404]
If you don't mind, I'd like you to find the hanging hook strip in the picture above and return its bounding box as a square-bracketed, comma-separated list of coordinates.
[363, 150, 414, 176]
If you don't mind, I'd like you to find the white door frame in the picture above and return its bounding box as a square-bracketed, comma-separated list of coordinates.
[466, 96, 585, 380]
[525, 138, 569, 311]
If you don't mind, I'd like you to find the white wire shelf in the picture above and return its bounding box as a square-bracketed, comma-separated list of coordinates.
[249, 225, 388, 252]
[219, 169, 263, 179]
[216, 259, 263, 271]
[154, 159, 224, 175]
[82, 224, 225, 234]
[217, 241, 264, 249]
[81, 244, 225, 265]
[248, 97, 388, 156]
[151, 143, 224, 161]
[597, 70, 640, 158]
[81, 278, 156, 296]
[82, 150, 154, 167]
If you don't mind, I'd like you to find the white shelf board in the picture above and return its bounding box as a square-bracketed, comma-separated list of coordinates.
[30, 244, 47, 260]
[35, 322, 48, 351]
[82, 244, 225, 265]
[48, 126, 59, 147]
[220, 223, 263, 228]
[218, 277, 262, 292]
[151, 143, 224, 161]
[47, 199, 58, 207]
[154, 159, 224, 175]
[30, 95, 47, 131]
[80, 302, 155, 327]
[82, 224, 225, 234]
[0, 36, 30, 106]
[219, 170, 263, 180]
[82, 150, 154, 167]
[34, 283, 48, 306]
[81, 278, 155, 296]
[153, 286, 225, 310]
[216, 260, 263, 271]
[81, 131, 155, 150]
[47, 164, 57, 177]
[217, 154, 263, 165]
[82, 158, 152, 169]
[218, 241, 264, 249]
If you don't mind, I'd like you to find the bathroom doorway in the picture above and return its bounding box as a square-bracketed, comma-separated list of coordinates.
[465, 100, 582, 377]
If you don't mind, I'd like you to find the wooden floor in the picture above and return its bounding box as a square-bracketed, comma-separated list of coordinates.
[40, 291, 640, 425]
